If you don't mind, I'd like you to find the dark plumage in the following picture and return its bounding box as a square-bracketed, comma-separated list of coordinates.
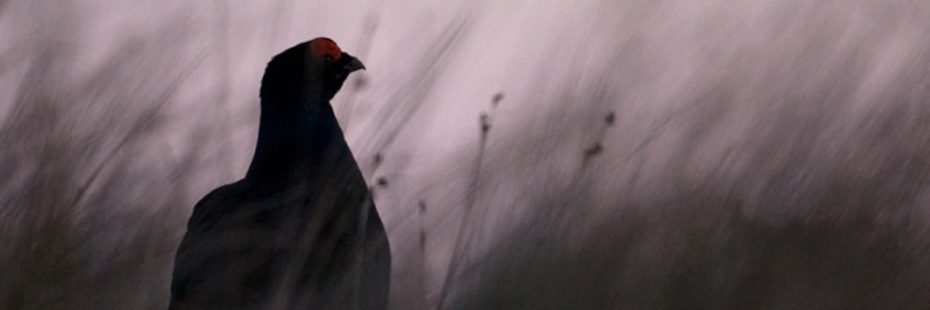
[169, 38, 390, 309]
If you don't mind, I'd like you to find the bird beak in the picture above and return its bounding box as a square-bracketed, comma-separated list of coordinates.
[343, 55, 366, 72]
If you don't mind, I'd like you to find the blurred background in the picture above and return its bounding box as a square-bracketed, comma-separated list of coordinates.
[3, 0, 930, 309]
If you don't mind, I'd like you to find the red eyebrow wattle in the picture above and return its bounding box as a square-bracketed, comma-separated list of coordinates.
[309, 37, 342, 61]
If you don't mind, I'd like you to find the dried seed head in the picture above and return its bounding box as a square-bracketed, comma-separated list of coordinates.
[492, 92, 504, 106]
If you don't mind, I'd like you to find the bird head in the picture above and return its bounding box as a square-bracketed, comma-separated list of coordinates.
[260, 37, 366, 104]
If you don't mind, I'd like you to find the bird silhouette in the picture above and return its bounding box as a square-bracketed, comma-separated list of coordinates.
[169, 38, 390, 310]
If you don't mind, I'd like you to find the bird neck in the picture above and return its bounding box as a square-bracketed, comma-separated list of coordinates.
[245, 98, 345, 186]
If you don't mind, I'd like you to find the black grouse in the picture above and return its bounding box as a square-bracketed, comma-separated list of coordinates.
[170, 38, 390, 309]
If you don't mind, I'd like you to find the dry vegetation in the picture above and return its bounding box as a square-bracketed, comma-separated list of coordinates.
[3, 0, 930, 309]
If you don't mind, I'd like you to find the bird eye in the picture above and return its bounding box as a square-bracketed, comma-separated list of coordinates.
[324, 55, 333, 63]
